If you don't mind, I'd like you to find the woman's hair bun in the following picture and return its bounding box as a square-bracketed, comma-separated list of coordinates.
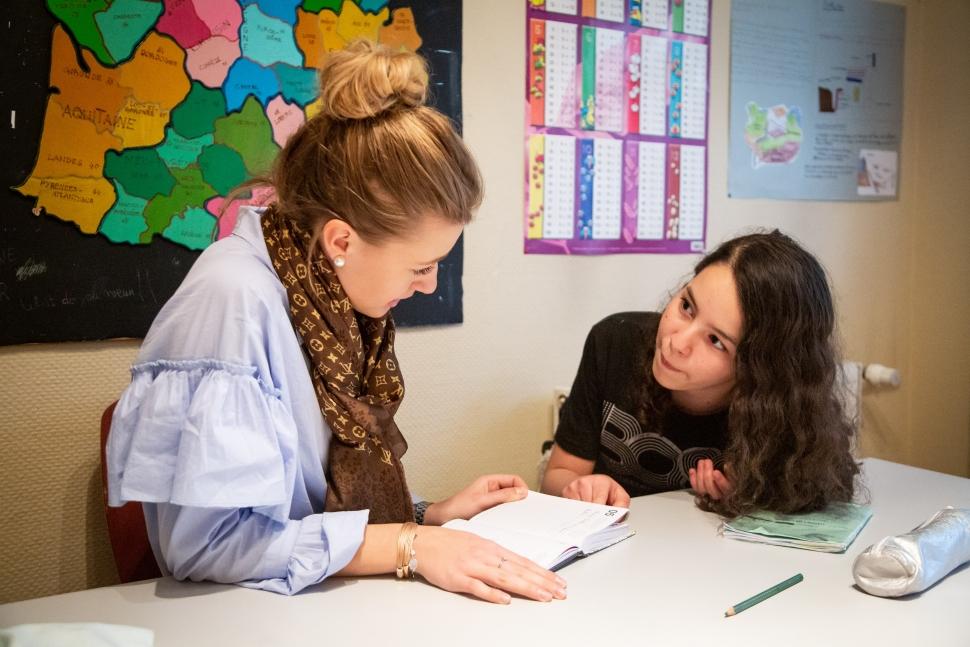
[317, 39, 429, 120]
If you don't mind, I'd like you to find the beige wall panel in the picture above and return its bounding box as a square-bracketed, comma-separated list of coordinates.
[0, 342, 139, 603]
[905, 0, 970, 476]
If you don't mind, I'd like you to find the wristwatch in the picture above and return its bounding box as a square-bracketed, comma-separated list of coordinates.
[413, 500, 430, 525]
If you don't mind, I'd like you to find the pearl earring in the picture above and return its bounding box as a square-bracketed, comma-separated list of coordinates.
[333, 256, 346, 268]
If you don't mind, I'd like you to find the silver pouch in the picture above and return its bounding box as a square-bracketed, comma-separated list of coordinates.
[852, 506, 970, 597]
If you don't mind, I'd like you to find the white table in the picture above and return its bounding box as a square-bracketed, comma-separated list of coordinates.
[2, 459, 969, 646]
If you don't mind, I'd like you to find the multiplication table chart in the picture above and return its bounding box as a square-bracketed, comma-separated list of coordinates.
[525, 0, 711, 254]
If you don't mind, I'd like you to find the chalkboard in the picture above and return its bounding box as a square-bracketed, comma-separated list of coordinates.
[0, 1, 464, 346]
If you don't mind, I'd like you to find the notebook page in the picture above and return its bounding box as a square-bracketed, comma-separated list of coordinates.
[443, 518, 574, 569]
[468, 491, 628, 547]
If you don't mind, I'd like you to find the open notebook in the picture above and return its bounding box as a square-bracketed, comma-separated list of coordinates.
[443, 491, 635, 571]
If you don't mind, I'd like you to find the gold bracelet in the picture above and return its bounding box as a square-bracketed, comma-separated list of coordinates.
[395, 522, 419, 579]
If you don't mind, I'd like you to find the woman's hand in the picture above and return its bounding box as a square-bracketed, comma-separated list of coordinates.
[561, 474, 631, 507]
[689, 459, 732, 500]
[424, 474, 528, 526]
[415, 526, 567, 604]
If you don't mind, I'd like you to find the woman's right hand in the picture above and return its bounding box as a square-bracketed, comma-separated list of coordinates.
[415, 526, 567, 604]
[561, 474, 631, 507]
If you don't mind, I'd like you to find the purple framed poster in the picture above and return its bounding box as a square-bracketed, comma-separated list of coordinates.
[525, 0, 711, 254]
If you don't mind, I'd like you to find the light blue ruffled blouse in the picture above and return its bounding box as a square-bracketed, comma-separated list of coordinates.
[106, 206, 369, 595]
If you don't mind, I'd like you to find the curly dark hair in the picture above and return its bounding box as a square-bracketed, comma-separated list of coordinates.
[637, 230, 860, 517]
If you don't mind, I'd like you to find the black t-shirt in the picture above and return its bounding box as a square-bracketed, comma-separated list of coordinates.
[554, 312, 728, 497]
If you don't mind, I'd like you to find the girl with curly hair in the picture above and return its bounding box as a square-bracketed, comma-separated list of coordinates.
[541, 230, 859, 518]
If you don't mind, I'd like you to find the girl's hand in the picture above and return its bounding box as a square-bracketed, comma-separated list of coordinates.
[424, 474, 528, 526]
[415, 526, 567, 604]
[689, 459, 732, 500]
[561, 474, 631, 507]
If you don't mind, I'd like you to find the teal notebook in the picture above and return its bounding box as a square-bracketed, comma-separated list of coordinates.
[719, 502, 872, 553]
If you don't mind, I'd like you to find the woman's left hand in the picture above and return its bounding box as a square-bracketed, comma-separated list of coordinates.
[689, 459, 733, 500]
[423, 474, 528, 526]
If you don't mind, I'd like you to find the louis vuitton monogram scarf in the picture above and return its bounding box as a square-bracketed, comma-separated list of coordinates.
[260, 206, 414, 524]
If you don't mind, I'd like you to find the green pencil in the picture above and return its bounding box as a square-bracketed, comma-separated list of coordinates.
[724, 573, 804, 617]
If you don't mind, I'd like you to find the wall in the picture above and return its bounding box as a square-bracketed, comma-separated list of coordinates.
[1, 0, 967, 604]
[905, 0, 970, 476]
[1, 342, 138, 602]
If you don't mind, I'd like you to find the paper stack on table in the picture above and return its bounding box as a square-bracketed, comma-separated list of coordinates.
[720, 502, 872, 553]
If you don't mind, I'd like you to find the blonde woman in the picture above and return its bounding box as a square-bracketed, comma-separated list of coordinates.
[107, 41, 565, 604]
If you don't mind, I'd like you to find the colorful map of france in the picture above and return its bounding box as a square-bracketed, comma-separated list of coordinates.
[17, 0, 422, 250]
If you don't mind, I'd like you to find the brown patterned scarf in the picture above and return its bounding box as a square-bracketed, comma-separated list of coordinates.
[260, 206, 414, 524]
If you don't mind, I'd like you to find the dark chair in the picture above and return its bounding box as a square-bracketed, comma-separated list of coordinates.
[99, 401, 162, 583]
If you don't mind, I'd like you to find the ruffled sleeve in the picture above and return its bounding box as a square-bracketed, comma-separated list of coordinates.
[107, 359, 299, 524]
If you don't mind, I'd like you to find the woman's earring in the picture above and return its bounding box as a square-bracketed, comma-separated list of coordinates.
[333, 256, 346, 268]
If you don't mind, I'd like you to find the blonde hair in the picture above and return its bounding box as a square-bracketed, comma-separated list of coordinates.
[266, 40, 482, 243]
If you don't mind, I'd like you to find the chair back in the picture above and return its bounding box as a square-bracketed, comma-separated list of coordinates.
[99, 402, 162, 583]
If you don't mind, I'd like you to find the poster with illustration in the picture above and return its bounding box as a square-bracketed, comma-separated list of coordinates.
[728, 0, 904, 201]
